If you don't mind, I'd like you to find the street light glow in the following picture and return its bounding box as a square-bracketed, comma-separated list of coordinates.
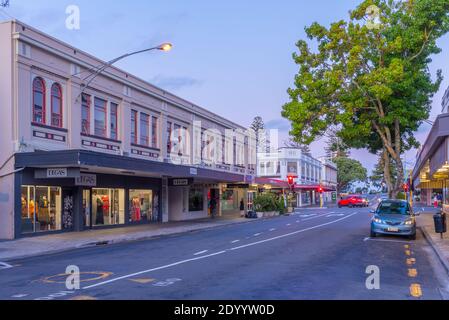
[159, 43, 173, 52]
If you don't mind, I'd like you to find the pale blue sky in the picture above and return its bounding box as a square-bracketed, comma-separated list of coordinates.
[1, 0, 448, 175]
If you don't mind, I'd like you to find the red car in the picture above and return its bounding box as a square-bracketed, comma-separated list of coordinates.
[338, 195, 368, 208]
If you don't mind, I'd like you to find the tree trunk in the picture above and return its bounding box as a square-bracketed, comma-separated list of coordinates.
[391, 119, 404, 198]
[382, 148, 394, 198]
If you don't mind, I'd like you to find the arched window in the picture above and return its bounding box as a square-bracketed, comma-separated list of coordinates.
[51, 83, 63, 128]
[32, 77, 46, 124]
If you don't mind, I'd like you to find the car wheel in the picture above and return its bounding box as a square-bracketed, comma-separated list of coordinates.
[370, 230, 377, 238]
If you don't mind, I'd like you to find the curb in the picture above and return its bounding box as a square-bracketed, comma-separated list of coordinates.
[419, 226, 449, 277]
[0, 215, 284, 262]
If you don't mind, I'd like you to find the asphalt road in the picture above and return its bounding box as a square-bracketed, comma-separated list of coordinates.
[0, 203, 447, 300]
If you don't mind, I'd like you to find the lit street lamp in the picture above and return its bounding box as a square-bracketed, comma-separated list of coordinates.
[73, 43, 173, 99]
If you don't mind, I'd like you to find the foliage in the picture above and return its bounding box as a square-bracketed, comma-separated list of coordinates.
[283, 138, 312, 155]
[396, 192, 406, 200]
[251, 116, 270, 153]
[334, 157, 368, 192]
[282, 0, 449, 196]
[254, 193, 282, 212]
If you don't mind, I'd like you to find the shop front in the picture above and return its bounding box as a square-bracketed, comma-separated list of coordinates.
[18, 167, 161, 236]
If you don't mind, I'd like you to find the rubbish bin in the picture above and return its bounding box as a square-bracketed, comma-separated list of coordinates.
[433, 211, 447, 235]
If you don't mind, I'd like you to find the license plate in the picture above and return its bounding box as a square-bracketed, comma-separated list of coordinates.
[387, 227, 399, 232]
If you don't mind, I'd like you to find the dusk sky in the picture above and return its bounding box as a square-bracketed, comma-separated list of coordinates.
[1, 0, 448, 175]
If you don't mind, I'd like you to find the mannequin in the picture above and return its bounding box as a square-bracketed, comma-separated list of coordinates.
[95, 193, 104, 225]
[131, 197, 141, 222]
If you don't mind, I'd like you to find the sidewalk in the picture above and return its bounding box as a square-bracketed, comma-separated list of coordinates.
[417, 207, 449, 275]
[0, 215, 252, 262]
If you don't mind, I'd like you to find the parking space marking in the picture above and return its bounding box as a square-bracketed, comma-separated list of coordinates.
[408, 269, 418, 278]
[129, 278, 155, 284]
[406, 258, 416, 266]
[69, 295, 98, 300]
[41, 271, 113, 284]
[363, 237, 411, 244]
[405, 250, 412, 256]
[0, 262, 13, 270]
[11, 294, 29, 299]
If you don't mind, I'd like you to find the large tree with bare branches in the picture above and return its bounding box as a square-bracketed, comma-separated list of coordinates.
[282, 0, 449, 197]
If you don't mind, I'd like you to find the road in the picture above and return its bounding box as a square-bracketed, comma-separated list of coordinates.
[0, 203, 447, 300]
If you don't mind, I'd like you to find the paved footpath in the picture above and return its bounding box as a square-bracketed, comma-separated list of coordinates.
[0, 206, 448, 300]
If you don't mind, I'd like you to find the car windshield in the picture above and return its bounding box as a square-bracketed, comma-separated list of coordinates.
[377, 202, 410, 215]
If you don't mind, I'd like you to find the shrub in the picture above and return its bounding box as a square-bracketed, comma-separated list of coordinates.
[396, 192, 406, 200]
[253, 193, 279, 212]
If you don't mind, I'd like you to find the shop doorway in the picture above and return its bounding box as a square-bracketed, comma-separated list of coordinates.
[82, 188, 125, 228]
[208, 188, 219, 218]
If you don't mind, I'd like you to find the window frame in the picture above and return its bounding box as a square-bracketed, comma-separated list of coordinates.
[94, 97, 108, 137]
[151, 116, 158, 149]
[140, 113, 150, 147]
[50, 83, 63, 128]
[131, 109, 138, 144]
[32, 77, 46, 124]
[110, 102, 119, 140]
[81, 93, 91, 135]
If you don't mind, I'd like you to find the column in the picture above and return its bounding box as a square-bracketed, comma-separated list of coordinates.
[72, 187, 83, 232]
[161, 176, 169, 222]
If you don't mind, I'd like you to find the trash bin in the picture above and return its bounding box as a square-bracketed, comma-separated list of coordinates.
[434, 211, 447, 234]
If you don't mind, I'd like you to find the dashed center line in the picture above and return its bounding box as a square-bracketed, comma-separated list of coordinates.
[269, 228, 276, 232]
[231, 240, 240, 244]
[254, 233, 262, 237]
[193, 250, 208, 256]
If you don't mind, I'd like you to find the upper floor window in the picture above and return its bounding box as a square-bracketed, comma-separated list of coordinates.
[131, 110, 138, 144]
[151, 116, 158, 149]
[94, 97, 107, 137]
[140, 113, 150, 146]
[51, 83, 63, 128]
[167, 121, 172, 154]
[32, 77, 46, 124]
[110, 103, 118, 140]
[81, 94, 91, 134]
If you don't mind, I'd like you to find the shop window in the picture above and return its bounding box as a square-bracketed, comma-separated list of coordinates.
[167, 121, 172, 154]
[92, 188, 125, 226]
[140, 113, 150, 146]
[110, 102, 118, 140]
[189, 187, 204, 212]
[81, 94, 91, 134]
[51, 83, 63, 128]
[32, 77, 46, 124]
[94, 97, 107, 137]
[21, 186, 62, 233]
[129, 190, 153, 222]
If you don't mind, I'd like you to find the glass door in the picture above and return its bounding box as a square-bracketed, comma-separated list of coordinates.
[83, 189, 91, 228]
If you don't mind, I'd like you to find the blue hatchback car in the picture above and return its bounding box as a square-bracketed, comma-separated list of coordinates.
[370, 200, 419, 240]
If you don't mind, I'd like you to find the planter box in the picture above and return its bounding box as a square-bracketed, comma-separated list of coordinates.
[256, 212, 264, 219]
[259, 211, 279, 218]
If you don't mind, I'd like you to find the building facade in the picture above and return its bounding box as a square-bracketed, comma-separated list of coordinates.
[257, 148, 337, 207]
[0, 20, 256, 239]
[412, 103, 449, 214]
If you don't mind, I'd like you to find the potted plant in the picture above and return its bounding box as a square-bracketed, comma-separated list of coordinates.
[253, 193, 282, 218]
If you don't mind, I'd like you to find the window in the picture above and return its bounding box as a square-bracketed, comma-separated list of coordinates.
[151, 116, 158, 148]
[129, 190, 154, 222]
[189, 187, 204, 212]
[94, 97, 107, 137]
[131, 110, 138, 144]
[51, 83, 63, 128]
[32, 77, 46, 124]
[110, 103, 118, 140]
[81, 94, 91, 134]
[140, 113, 150, 146]
[167, 121, 172, 154]
[92, 188, 125, 226]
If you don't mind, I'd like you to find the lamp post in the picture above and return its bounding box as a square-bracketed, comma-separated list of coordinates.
[73, 43, 173, 100]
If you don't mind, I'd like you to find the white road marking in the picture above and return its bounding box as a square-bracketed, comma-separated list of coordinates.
[82, 212, 359, 291]
[12, 294, 29, 298]
[326, 214, 345, 218]
[229, 212, 359, 251]
[269, 228, 276, 232]
[296, 220, 300, 223]
[231, 240, 240, 244]
[363, 237, 411, 244]
[193, 250, 208, 256]
[0, 262, 13, 270]
[254, 233, 262, 237]
[286, 224, 291, 226]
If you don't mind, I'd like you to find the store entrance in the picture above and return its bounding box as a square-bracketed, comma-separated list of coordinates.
[82, 188, 125, 229]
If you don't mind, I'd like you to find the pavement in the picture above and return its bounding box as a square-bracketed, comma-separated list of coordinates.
[0, 214, 252, 261]
[0, 203, 447, 300]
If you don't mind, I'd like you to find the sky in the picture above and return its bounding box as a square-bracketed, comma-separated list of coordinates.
[1, 0, 448, 176]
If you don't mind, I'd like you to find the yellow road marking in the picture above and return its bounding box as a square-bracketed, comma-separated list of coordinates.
[410, 284, 422, 298]
[129, 278, 155, 284]
[406, 258, 416, 266]
[70, 296, 98, 300]
[404, 245, 410, 249]
[405, 250, 412, 256]
[41, 271, 113, 284]
[408, 268, 418, 278]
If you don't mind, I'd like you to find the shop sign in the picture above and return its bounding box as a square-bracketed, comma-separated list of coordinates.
[169, 178, 193, 187]
[47, 168, 68, 178]
[75, 174, 97, 187]
[226, 184, 250, 189]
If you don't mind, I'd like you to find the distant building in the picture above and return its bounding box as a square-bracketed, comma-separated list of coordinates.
[257, 148, 337, 207]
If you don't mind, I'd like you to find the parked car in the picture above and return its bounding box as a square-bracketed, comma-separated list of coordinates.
[370, 200, 418, 240]
[338, 195, 367, 208]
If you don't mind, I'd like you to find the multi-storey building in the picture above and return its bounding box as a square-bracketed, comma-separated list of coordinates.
[257, 148, 336, 206]
[0, 20, 256, 239]
[318, 157, 338, 203]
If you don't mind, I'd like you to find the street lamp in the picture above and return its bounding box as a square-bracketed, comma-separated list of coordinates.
[73, 43, 173, 100]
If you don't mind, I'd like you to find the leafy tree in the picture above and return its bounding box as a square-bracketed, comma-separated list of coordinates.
[282, 0, 449, 197]
[334, 157, 368, 193]
[370, 149, 397, 191]
[324, 128, 350, 159]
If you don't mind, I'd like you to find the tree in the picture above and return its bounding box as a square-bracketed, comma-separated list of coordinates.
[282, 0, 449, 197]
[334, 157, 368, 193]
[324, 128, 350, 159]
[251, 116, 270, 153]
[370, 148, 398, 191]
